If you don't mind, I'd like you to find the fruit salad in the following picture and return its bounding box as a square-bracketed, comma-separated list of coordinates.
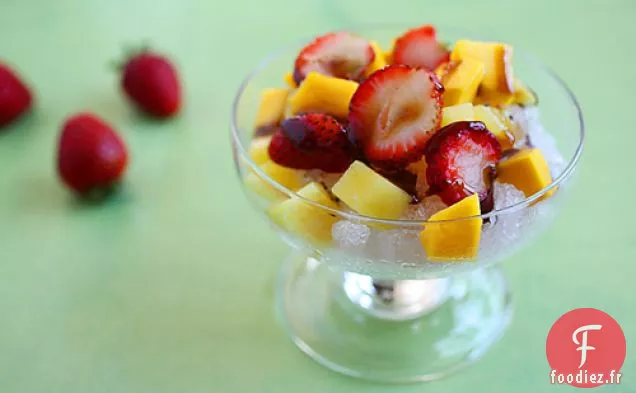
[243, 24, 564, 263]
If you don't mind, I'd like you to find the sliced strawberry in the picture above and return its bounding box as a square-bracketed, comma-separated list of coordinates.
[347, 65, 443, 170]
[268, 113, 354, 173]
[424, 121, 502, 206]
[293, 32, 375, 85]
[267, 128, 315, 169]
[393, 25, 450, 71]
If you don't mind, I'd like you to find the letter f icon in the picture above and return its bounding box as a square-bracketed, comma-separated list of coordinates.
[572, 324, 602, 368]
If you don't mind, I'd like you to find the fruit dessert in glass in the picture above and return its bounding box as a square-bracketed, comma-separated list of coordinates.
[231, 24, 584, 382]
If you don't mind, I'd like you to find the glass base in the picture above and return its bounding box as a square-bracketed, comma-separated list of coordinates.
[275, 250, 513, 383]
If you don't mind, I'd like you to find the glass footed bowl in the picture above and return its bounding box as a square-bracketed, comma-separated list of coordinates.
[230, 24, 584, 383]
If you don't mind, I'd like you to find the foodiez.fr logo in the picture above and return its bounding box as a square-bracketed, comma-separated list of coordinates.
[546, 308, 626, 388]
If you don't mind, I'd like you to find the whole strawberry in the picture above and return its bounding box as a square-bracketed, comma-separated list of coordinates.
[121, 50, 181, 118]
[0, 63, 33, 128]
[57, 113, 129, 195]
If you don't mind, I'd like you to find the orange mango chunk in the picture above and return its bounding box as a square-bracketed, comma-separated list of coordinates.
[288, 72, 358, 119]
[497, 148, 553, 198]
[332, 161, 411, 219]
[451, 40, 514, 99]
[420, 193, 482, 261]
[254, 88, 289, 128]
[441, 57, 485, 106]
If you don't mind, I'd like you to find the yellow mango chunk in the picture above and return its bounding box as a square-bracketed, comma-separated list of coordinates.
[284, 72, 297, 89]
[420, 194, 482, 261]
[512, 79, 537, 106]
[267, 182, 339, 246]
[451, 40, 514, 97]
[243, 171, 286, 203]
[254, 88, 289, 128]
[497, 148, 553, 199]
[441, 58, 485, 106]
[243, 160, 306, 203]
[384, 50, 393, 64]
[261, 160, 306, 190]
[288, 72, 358, 119]
[473, 105, 513, 149]
[365, 41, 388, 76]
[248, 136, 272, 165]
[383, 39, 396, 64]
[434, 61, 450, 79]
[441, 103, 476, 127]
[332, 161, 411, 219]
[473, 89, 515, 108]
[492, 107, 526, 147]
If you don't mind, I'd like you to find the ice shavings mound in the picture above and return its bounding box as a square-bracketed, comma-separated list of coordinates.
[478, 181, 534, 260]
[505, 106, 566, 178]
[405, 195, 447, 220]
[332, 221, 370, 247]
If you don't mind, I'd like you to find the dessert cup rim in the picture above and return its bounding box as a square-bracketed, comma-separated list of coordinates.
[230, 24, 585, 226]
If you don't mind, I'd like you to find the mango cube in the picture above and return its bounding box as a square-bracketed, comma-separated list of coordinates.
[473, 89, 515, 108]
[243, 171, 286, 203]
[284, 72, 297, 89]
[487, 106, 525, 146]
[441, 57, 485, 106]
[365, 41, 388, 76]
[473, 105, 513, 149]
[332, 161, 411, 219]
[243, 160, 306, 202]
[288, 72, 358, 119]
[451, 40, 514, 97]
[497, 148, 553, 198]
[261, 160, 306, 190]
[267, 182, 339, 246]
[512, 79, 537, 106]
[420, 193, 482, 261]
[248, 136, 272, 165]
[441, 103, 476, 127]
[254, 88, 289, 128]
[384, 39, 396, 64]
[384, 50, 393, 64]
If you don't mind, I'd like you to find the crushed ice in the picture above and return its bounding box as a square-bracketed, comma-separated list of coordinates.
[505, 106, 566, 178]
[406, 195, 447, 220]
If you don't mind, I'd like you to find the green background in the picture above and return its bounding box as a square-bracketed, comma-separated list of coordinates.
[0, 0, 633, 391]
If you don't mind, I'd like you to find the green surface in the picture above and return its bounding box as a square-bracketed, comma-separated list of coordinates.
[0, 0, 634, 392]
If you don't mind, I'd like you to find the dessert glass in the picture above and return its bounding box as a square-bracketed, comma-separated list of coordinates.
[230, 25, 584, 382]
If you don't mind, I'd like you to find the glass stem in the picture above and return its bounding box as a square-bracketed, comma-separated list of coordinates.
[342, 273, 451, 321]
